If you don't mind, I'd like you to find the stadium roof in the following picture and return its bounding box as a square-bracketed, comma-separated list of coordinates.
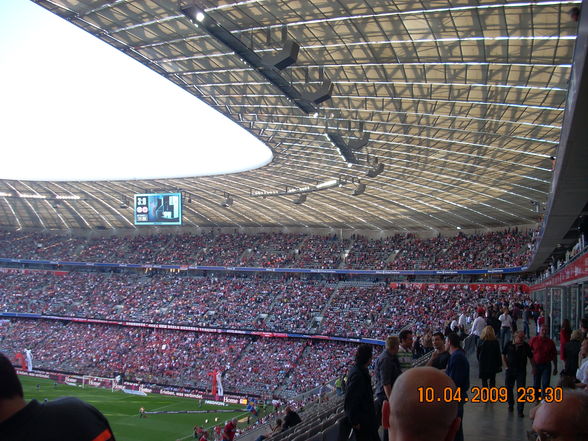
[0, 0, 581, 232]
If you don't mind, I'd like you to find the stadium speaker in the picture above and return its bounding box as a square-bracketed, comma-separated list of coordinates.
[366, 162, 384, 178]
[293, 194, 307, 205]
[301, 80, 333, 105]
[220, 194, 233, 208]
[353, 183, 366, 196]
[262, 39, 300, 70]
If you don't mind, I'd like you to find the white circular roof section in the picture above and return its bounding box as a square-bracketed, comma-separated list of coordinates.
[0, 2, 272, 181]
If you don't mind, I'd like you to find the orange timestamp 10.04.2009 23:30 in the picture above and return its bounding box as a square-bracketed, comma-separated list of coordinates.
[417, 386, 563, 404]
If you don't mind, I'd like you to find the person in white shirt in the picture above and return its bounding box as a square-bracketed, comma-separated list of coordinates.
[469, 311, 487, 349]
[458, 311, 468, 333]
[450, 318, 459, 333]
[498, 307, 514, 350]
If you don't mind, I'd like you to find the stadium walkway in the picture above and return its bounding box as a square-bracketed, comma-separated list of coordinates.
[463, 351, 533, 441]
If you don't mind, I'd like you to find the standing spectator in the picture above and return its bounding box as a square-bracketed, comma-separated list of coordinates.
[476, 326, 502, 388]
[563, 330, 583, 377]
[537, 311, 546, 335]
[577, 338, 588, 385]
[502, 330, 533, 417]
[222, 419, 237, 441]
[487, 310, 501, 338]
[374, 336, 401, 441]
[559, 319, 572, 366]
[450, 316, 459, 333]
[335, 376, 343, 396]
[529, 326, 558, 399]
[426, 332, 450, 370]
[282, 407, 301, 432]
[580, 317, 588, 339]
[469, 311, 486, 349]
[397, 330, 414, 371]
[344, 344, 378, 441]
[446, 333, 469, 441]
[498, 307, 514, 350]
[522, 307, 531, 338]
[458, 309, 468, 334]
[412, 336, 425, 359]
[422, 332, 434, 354]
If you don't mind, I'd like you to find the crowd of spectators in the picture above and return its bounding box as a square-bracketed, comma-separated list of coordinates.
[343, 235, 409, 269]
[240, 233, 302, 267]
[0, 228, 532, 270]
[0, 318, 360, 396]
[0, 271, 532, 398]
[1, 272, 528, 339]
[377, 230, 531, 270]
[293, 235, 351, 269]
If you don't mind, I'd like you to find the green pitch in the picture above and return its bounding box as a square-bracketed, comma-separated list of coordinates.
[20, 376, 255, 441]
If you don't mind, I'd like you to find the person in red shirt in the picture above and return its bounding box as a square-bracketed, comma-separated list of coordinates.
[214, 425, 222, 441]
[222, 419, 237, 441]
[199, 430, 209, 441]
[529, 326, 557, 400]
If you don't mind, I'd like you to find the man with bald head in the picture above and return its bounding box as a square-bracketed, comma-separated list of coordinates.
[531, 390, 588, 441]
[388, 367, 461, 441]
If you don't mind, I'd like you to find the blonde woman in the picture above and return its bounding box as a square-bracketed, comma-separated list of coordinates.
[476, 326, 502, 387]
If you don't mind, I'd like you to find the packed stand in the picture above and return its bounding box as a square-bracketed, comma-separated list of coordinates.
[1, 270, 529, 340]
[0, 230, 79, 261]
[262, 281, 334, 333]
[344, 234, 410, 269]
[0, 318, 360, 397]
[292, 235, 351, 268]
[0, 229, 532, 270]
[240, 233, 302, 268]
[388, 230, 531, 270]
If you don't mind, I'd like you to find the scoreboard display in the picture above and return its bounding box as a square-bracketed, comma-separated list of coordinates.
[134, 193, 182, 226]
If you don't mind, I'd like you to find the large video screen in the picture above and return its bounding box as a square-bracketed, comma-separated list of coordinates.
[134, 193, 182, 226]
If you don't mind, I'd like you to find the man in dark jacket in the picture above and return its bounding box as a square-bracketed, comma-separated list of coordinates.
[344, 344, 378, 441]
[563, 330, 583, 377]
[502, 330, 533, 417]
[374, 336, 401, 441]
[281, 407, 301, 432]
[446, 333, 469, 441]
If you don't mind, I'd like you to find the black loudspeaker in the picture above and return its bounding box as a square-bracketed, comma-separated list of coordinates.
[301, 80, 333, 104]
[353, 183, 367, 196]
[348, 132, 369, 151]
[262, 40, 300, 70]
[293, 194, 307, 204]
[366, 163, 385, 178]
